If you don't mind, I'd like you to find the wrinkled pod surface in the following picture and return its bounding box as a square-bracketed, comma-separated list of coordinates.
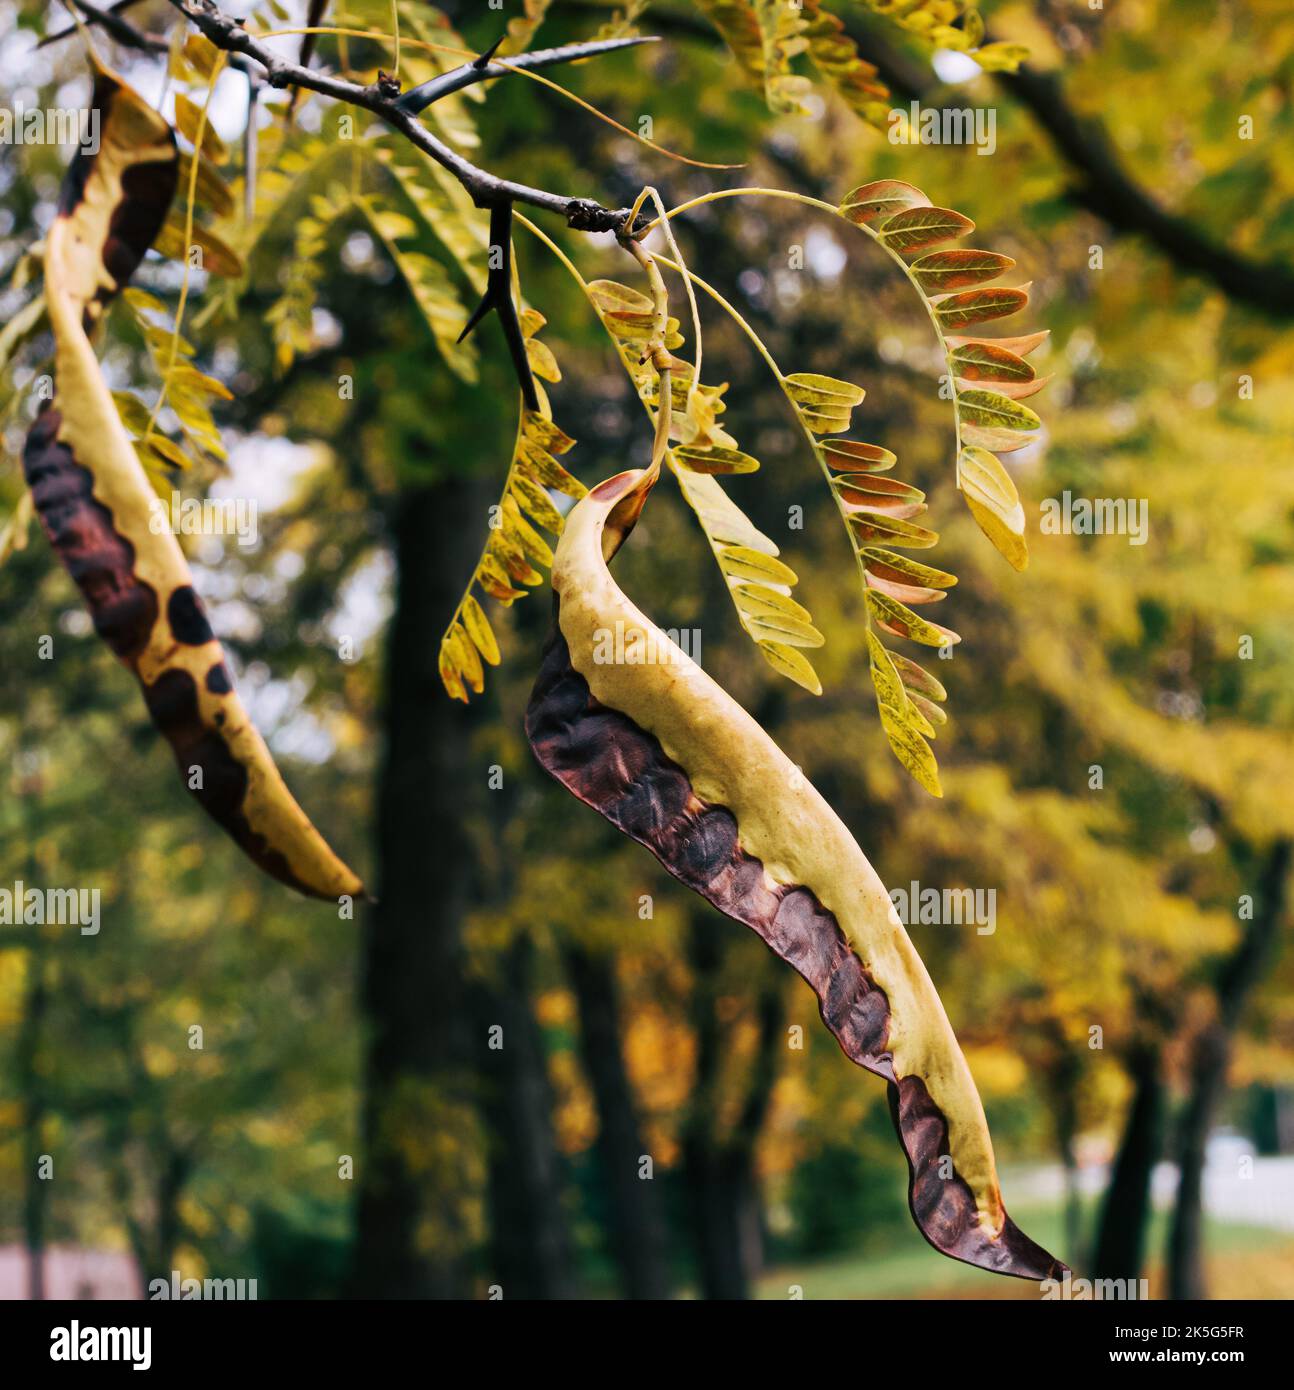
[23, 62, 361, 900]
[527, 466, 1066, 1280]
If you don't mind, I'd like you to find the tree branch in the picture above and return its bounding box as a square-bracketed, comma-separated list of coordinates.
[458, 202, 541, 413]
[394, 33, 659, 115]
[40, 0, 170, 54]
[998, 61, 1294, 316]
[163, 0, 645, 231]
[845, 15, 1294, 318]
[576, 0, 1294, 317]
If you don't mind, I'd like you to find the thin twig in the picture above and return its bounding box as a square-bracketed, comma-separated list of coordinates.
[457, 202, 540, 412]
[40, 0, 169, 53]
[243, 69, 260, 226]
[164, 0, 650, 231]
[393, 34, 657, 113]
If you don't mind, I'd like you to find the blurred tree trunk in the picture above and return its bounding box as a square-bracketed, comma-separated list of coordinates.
[353, 481, 484, 1298]
[105, 1128, 192, 1289]
[564, 941, 672, 1298]
[1167, 838, 1291, 1300]
[1092, 1042, 1163, 1283]
[473, 934, 577, 1298]
[16, 778, 47, 1301]
[17, 957, 48, 1301]
[1041, 1032, 1083, 1260]
[682, 913, 784, 1300]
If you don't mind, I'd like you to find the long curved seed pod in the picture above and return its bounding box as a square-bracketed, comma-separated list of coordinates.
[22, 61, 362, 901]
[526, 467, 1065, 1280]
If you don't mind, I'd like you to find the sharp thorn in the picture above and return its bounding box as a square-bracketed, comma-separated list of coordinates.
[474, 34, 506, 69]
[457, 290, 496, 344]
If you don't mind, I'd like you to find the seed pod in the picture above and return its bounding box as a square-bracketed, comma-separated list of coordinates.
[23, 61, 361, 901]
[526, 468, 1065, 1280]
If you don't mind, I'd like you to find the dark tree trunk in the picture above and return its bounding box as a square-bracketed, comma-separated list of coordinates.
[18, 959, 49, 1301]
[17, 785, 48, 1301]
[1044, 1040, 1083, 1262]
[681, 913, 784, 1300]
[1092, 1043, 1163, 1284]
[564, 941, 672, 1299]
[682, 1139, 757, 1300]
[352, 482, 484, 1298]
[154, 1147, 193, 1280]
[681, 913, 744, 1300]
[1167, 839, 1291, 1300]
[473, 934, 577, 1299]
[1166, 1028, 1222, 1300]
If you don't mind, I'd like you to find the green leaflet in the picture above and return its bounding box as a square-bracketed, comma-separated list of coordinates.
[848, 511, 939, 548]
[851, 1, 1026, 75]
[934, 286, 1030, 330]
[154, 217, 243, 277]
[582, 274, 827, 698]
[878, 206, 975, 254]
[868, 631, 941, 797]
[835, 178, 1047, 571]
[912, 249, 1015, 292]
[860, 547, 958, 591]
[950, 340, 1037, 383]
[691, 0, 768, 87]
[499, 0, 554, 55]
[174, 92, 227, 161]
[732, 584, 815, 625]
[823, 439, 896, 472]
[840, 180, 929, 225]
[462, 594, 501, 666]
[866, 589, 960, 648]
[265, 185, 352, 372]
[697, 0, 1026, 122]
[594, 0, 651, 40]
[958, 445, 1028, 571]
[799, 0, 893, 129]
[957, 388, 1042, 432]
[116, 291, 229, 478]
[378, 142, 490, 294]
[396, 1, 482, 149]
[784, 371, 865, 435]
[890, 651, 948, 704]
[672, 466, 824, 694]
[833, 473, 926, 513]
[717, 543, 798, 587]
[760, 640, 823, 696]
[673, 445, 760, 474]
[0, 490, 35, 569]
[752, 0, 814, 114]
[358, 194, 478, 383]
[176, 150, 234, 219]
[438, 304, 578, 702]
